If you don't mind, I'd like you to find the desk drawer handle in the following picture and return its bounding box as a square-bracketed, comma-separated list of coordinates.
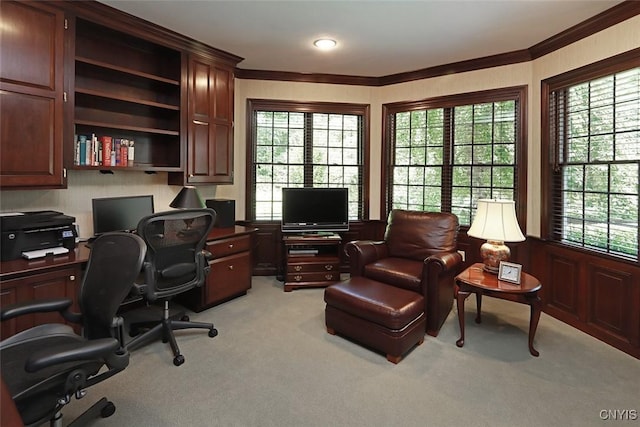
[324, 264, 333, 271]
[294, 265, 302, 272]
[70, 275, 75, 281]
[325, 274, 333, 280]
[228, 244, 234, 249]
[228, 265, 234, 270]
[294, 275, 302, 282]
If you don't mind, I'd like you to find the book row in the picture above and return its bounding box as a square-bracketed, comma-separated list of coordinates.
[74, 134, 135, 167]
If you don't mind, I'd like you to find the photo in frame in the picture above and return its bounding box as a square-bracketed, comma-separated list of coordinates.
[498, 261, 522, 284]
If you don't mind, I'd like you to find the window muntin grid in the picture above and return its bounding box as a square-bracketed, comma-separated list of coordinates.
[387, 93, 520, 227]
[549, 67, 640, 260]
[252, 108, 365, 221]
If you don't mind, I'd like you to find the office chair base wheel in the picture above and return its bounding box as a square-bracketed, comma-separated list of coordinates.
[101, 401, 116, 418]
[181, 315, 190, 321]
[209, 328, 218, 338]
[173, 355, 185, 366]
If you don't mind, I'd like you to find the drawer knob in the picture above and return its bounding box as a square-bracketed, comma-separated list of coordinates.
[324, 264, 333, 270]
[294, 265, 302, 271]
[228, 244, 234, 248]
[228, 265, 234, 270]
[325, 274, 333, 280]
[70, 275, 75, 281]
[294, 275, 302, 282]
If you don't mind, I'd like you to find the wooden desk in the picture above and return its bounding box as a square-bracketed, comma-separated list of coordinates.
[0, 245, 90, 338]
[177, 226, 257, 311]
[1, 226, 257, 337]
[454, 263, 543, 356]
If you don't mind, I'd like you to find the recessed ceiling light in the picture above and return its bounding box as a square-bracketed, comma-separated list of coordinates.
[313, 38, 337, 50]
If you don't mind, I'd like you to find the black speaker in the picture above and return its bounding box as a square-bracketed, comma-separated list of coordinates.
[206, 199, 236, 228]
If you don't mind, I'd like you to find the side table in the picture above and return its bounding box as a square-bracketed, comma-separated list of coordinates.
[454, 263, 543, 356]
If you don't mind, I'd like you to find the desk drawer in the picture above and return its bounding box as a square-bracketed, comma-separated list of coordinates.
[287, 260, 340, 274]
[207, 235, 251, 259]
[286, 271, 340, 283]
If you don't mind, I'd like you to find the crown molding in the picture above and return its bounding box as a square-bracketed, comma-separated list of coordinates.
[236, 0, 640, 87]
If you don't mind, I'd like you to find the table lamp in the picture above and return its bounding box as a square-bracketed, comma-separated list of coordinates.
[170, 186, 205, 234]
[467, 199, 525, 273]
[170, 186, 205, 209]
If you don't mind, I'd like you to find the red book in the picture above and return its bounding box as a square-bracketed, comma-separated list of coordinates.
[100, 136, 113, 166]
[120, 139, 128, 166]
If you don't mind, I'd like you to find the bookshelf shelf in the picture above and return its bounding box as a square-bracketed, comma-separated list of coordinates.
[75, 57, 180, 86]
[73, 18, 183, 172]
[75, 88, 180, 111]
[74, 120, 180, 136]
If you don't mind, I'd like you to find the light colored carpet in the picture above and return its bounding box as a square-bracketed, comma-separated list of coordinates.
[62, 276, 639, 427]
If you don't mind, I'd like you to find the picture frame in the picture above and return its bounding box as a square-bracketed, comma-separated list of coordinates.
[498, 261, 522, 284]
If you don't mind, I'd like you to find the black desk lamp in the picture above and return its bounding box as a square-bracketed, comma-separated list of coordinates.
[170, 186, 205, 209]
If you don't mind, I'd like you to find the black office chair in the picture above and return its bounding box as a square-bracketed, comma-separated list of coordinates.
[125, 208, 217, 366]
[0, 232, 146, 427]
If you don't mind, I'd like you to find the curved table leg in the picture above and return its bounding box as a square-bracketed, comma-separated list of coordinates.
[475, 292, 482, 323]
[456, 286, 471, 348]
[527, 293, 542, 356]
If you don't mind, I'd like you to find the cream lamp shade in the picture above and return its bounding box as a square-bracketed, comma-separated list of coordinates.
[467, 199, 525, 273]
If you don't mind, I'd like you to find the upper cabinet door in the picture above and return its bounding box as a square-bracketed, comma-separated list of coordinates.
[172, 54, 234, 185]
[0, 1, 66, 188]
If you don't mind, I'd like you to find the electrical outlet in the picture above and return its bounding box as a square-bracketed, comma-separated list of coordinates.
[457, 250, 466, 262]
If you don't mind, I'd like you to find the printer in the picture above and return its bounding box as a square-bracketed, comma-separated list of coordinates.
[1, 211, 77, 261]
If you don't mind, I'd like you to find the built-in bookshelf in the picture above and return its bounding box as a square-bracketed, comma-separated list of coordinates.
[73, 18, 183, 171]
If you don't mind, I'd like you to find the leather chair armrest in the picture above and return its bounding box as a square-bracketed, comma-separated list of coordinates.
[25, 338, 120, 373]
[0, 298, 73, 322]
[424, 251, 463, 273]
[344, 240, 389, 276]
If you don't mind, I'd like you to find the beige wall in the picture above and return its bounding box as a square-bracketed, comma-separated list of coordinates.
[1, 16, 638, 238]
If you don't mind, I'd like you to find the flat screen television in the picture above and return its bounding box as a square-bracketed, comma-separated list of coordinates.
[281, 187, 349, 233]
[92, 195, 155, 236]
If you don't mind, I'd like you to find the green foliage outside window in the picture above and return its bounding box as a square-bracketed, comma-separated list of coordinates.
[390, 98, 518, 226]
[555, 67, 639, 259]
[252, 108, 364, 221]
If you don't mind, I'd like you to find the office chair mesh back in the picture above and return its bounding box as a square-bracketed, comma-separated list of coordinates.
[0, 232, 146, 426]
[136, 209, 215, 301]
[81, 232, 147, 340]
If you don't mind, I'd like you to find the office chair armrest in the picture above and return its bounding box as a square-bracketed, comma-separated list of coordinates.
[25, 338, 120, 373]
[0, 298, 73, 322]
[201, 249, 213, 261]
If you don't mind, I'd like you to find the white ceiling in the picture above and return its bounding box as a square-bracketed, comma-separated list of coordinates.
[99, 0, 623, 77]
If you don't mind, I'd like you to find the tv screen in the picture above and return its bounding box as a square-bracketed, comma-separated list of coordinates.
[92, 195, 155, 235]
[282, 187, 349, 233]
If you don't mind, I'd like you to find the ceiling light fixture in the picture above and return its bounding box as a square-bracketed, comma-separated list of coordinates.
[313, 38, 337, 50]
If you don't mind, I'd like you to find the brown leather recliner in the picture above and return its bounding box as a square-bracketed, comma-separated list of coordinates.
[345, 209, 462, 336]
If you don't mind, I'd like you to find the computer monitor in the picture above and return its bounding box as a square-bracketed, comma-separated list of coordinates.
[92, 195, 154, 236]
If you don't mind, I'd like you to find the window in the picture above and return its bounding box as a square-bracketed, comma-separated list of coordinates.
[382, 87, 527, 226]
[543, 49, 640, 262]
[247, 100, 369, 221]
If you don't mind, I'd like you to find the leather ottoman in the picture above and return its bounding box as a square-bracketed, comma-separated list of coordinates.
[324, 276, 426, 363]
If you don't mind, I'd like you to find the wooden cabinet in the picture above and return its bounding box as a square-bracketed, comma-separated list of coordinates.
[1, 265, 81, 339]
[177, 226, 256, 312]
[71, 18, 184, 172]
[283, 235, 342, 292]
[2, 1, 242, 187]
[169, 54, 235, 185]
[0, 1, 66, 188]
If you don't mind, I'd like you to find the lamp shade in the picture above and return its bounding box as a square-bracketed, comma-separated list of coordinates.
[467, 199, 525, 242]
[170, 186, 205, 209]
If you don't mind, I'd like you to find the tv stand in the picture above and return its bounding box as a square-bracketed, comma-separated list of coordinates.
[283, 234, 342, 292]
